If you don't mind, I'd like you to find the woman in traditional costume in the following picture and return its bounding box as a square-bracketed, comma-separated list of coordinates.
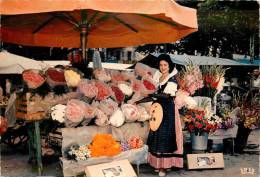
[137, 54, 183, 176]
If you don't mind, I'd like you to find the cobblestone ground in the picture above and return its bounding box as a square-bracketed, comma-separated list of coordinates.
[1, 129, 259, 177]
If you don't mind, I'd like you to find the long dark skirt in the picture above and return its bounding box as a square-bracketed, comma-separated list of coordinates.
[147, 98, 184, 169]
[147, 98, 177, 155]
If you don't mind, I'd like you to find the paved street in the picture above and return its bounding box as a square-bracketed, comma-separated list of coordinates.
[1, 129, 259, 177]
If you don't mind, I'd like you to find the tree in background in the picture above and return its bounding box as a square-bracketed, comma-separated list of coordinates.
[136, 0, 259, 60]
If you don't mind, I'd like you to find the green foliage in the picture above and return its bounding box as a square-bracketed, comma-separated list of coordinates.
[136, 0, 259, 59]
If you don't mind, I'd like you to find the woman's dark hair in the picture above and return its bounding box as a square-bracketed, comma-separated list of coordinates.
[157, 54, 175, 73]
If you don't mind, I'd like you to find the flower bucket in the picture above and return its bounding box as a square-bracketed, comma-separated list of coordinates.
[234, 124, 252, 153]
[191, 132, 209, 151]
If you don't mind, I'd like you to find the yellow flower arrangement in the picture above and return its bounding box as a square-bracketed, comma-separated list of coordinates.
[64, 70, 81, 87]
[88, 134, 121, 157]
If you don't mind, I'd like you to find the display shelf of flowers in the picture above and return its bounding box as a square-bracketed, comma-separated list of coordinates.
[16, 63, 156, 127]
[64, 133, 145, 162]
[15, 64, 156, 175]
[15, 63, 157, 150]
[50, 63, 157, 129]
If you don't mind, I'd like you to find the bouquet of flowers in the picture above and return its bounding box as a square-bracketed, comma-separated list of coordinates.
[94, 81, 112, 101]
[176, 61, 203, 96]
[134, 63, 155, 78]
[65, 99, 86, 123]
[238, 105, 260, 129]
[22, 69, 46, 89]
[78, 79, 98, 99]
[111, 85, 125, 102]
[183, 109, 217, 135]
[127, 136, 144, 149]
[64, 69, 81, 88]
[199, 65, 227, 98]
[233, 91, 260, 129]
[66, 144, 91, 161]
[0, 113, 8, 135]
[215, 108, 234, 129]
[95, 108, 110, 126]
[88, 134, 121, 157]
[110, 70, 128, 83]
[210, 114, 234, 130]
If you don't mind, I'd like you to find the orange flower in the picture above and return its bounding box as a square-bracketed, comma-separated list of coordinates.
[88, 134, 121, 157]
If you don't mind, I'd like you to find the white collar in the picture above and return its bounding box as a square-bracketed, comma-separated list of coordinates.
[153, 68, 178, 85]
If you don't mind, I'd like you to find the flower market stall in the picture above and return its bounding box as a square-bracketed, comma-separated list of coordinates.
[1, 53, 259, 176]
[4, 1, 258, 176]
[11, 63, 158, 176]
[0, 0, 199, 174]
[131, 54, 259, 151]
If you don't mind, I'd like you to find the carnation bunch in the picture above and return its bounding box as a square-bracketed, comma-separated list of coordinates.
[183, 109, 217, 135]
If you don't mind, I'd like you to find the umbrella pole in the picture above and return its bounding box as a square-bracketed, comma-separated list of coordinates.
[80, 25, 88, 66]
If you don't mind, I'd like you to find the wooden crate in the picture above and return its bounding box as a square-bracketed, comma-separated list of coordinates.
[16, 93, 46, 121]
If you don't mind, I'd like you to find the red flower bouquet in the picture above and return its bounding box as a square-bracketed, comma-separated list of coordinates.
[95, 81, 112, 101]
[0, 116, 8, 135]
[45, 68, 66, 87]
[143, 79, 156, 90]
[22, 69, 45, 89]
[183, 109, 217, 135]
[111, 86, 125, 102]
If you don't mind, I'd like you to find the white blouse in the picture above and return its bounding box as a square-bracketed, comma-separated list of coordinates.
[152, 68, 178, 96]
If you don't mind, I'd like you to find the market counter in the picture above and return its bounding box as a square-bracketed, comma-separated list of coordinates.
[60, 122, 149, 176]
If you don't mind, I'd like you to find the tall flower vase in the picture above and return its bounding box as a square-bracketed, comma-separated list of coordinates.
[190, 132, 209, 151]
[234, 124, 252, 153]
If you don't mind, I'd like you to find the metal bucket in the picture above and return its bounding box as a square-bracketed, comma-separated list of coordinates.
[191, 132, 209, 150]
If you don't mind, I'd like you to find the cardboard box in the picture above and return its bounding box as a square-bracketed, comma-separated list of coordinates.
[187, 153, 224, 170]
[85, 159, 137, 177]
